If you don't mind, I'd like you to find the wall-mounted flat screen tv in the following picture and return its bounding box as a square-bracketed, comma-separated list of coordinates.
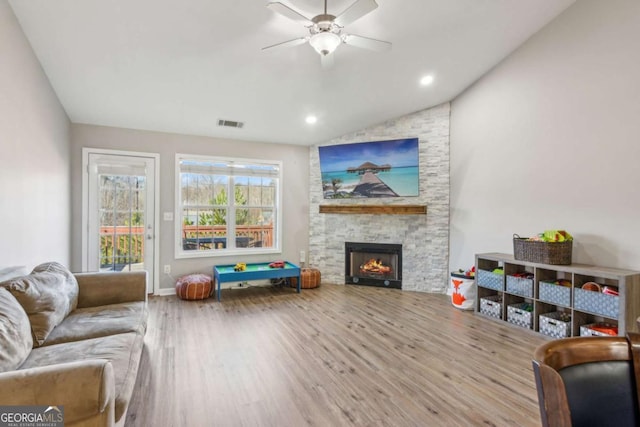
[318, 137, 419, 199]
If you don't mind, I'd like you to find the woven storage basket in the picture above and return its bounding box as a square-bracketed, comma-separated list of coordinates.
[513, 234, 572, 265]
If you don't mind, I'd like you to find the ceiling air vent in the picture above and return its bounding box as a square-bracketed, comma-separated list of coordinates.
[218, 119, 244, 129]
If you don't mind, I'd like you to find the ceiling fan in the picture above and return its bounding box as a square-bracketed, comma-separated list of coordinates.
[263, 0, 391, 67]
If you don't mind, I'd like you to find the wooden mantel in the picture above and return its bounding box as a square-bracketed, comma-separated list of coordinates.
[319, 204, 427, 215]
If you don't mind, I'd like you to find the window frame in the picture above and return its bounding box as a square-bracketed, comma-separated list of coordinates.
[174, 153, 283, 259]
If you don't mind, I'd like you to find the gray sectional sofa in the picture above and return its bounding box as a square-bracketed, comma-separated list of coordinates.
[0, 263, 148, 427]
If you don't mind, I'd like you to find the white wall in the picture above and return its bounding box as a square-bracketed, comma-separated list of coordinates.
[70, 124, 310, 291]
[450, 0, 640, 271]
[0, 1, 71, 268]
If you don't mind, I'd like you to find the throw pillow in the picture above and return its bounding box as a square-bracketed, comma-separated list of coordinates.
[32, 261, 79, 314]
[0, 287, 33, 372]
[1, 271, 73, 346]
[0, 266, 28, 282]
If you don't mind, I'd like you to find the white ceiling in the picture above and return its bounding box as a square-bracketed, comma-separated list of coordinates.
[9, 0, 575, 146]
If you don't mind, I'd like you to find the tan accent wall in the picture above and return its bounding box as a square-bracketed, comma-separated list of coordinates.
[70, 124, 310, 291]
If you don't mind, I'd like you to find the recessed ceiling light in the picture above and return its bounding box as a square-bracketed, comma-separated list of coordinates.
[420, 75, 434, 86]
[305, 115, 317, 124]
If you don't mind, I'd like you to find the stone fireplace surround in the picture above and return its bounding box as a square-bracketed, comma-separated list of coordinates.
[308, 103, 451, 293]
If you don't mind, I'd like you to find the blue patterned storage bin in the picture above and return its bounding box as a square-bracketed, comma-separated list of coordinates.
[539, 281, 571, 307]
[574, 288, 619, 318]
[580, 323, 618, 337]
[477, 269, 504, 291]
[480, 295, 502, 319]
[506, 275, 533, 298]
[539, 312, 571, 338]
[507, 303, 533, 329]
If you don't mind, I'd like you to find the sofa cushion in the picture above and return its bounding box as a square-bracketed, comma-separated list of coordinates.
[21, 332, 144, 423]
[0, 288, 33, 372]
[43, 301, 148, 346]
[32, 261, 79, 313]
[1, 271, 76, 346]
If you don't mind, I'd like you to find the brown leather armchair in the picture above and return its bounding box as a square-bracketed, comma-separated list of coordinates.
[532, 334, 640, 427]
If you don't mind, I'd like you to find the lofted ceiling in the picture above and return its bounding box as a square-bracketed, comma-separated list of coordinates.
[9, 0, 575, 145]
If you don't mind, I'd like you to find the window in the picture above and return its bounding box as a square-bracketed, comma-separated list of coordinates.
[175, 154, 281, 258]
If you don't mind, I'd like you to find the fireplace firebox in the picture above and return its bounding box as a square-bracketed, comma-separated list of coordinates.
[345, 242, 402, 289]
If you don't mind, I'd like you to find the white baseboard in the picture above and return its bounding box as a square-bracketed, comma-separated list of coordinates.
[153, 287, 176, 296]
[153, 279, 277, 297]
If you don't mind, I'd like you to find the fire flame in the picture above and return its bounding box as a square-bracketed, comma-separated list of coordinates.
[360, 258, 392, 274]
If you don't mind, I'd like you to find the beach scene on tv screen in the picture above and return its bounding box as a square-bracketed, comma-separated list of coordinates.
[318, 138, 419, 199]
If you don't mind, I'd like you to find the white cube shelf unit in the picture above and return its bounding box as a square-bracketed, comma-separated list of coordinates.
[475, 253, 640, 337]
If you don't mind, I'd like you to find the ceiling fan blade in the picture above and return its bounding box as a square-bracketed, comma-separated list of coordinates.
[321, 53, 335, 69]
[266, 2, 313, 26]
[343, 34, 391, 51]
[262, 37, 309, 51]
[334, 0, 378, 27]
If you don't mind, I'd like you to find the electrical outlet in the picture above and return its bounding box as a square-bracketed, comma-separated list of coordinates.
[163, 265, 171, 274]
[300, 250, 306, 263]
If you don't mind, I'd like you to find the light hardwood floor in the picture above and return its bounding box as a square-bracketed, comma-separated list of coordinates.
[126, 284, 548, 426]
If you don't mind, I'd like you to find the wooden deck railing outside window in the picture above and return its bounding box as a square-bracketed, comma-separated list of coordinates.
[99, 225, 274, 263]
[181, 225, 273, 249]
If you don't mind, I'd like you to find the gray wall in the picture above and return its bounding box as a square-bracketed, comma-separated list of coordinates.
[0, 1, 71, 269]
[450, 0, 640, 271]
[309, 104, 451, 292]
[70, 124, 310, 292]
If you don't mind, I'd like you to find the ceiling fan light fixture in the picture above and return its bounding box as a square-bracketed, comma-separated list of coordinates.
[309, 32, 341, 56]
